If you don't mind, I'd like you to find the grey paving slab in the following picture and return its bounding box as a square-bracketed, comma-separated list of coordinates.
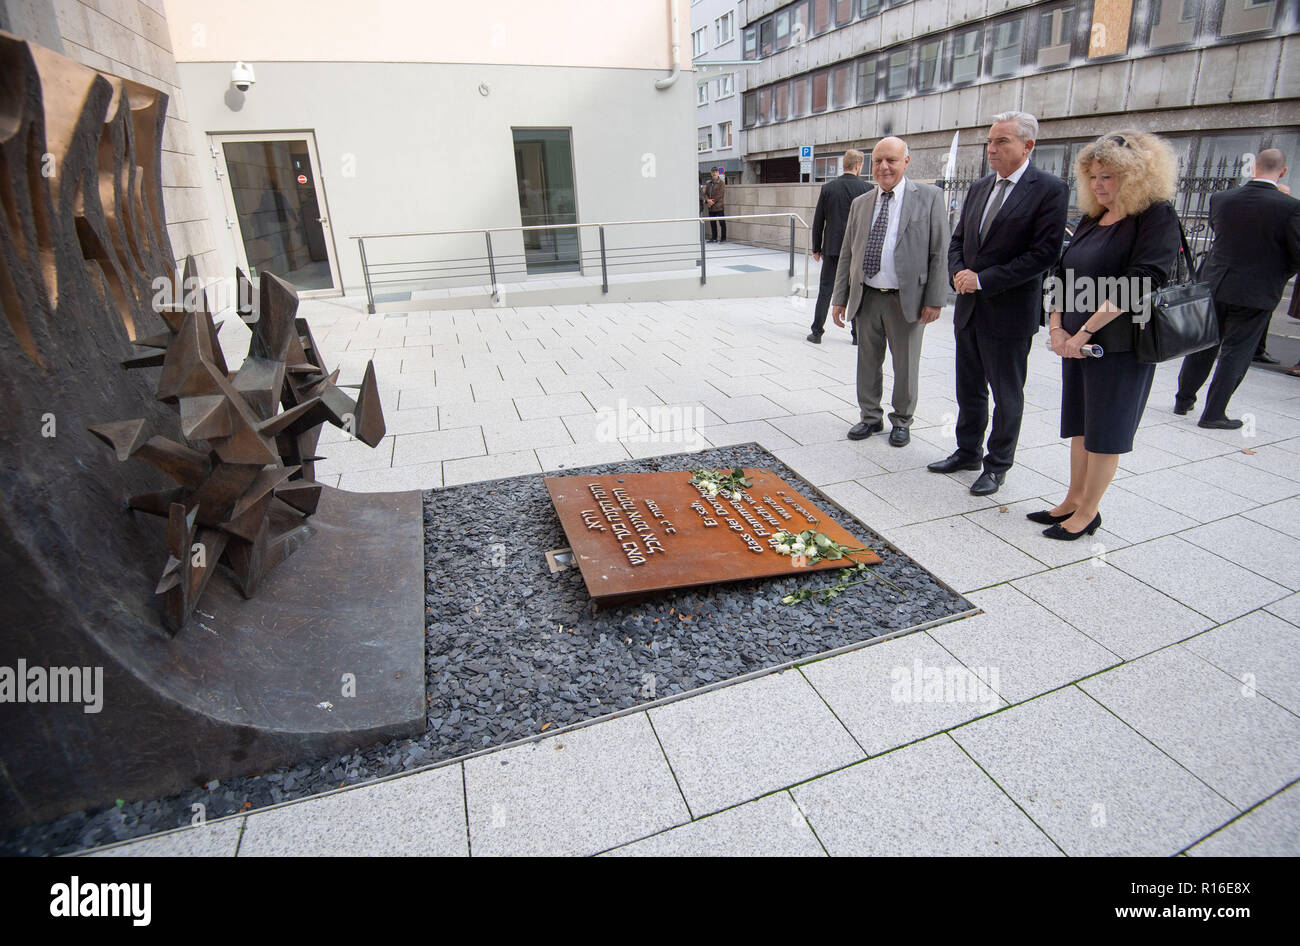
[375, 406, 441, 437]
[1115, 439, 1188, 475]
[767, 440, 888, 486]
[436, 399, 521, 430]
[885, 515, 1047, 592]
[1184, 610, 1300, 715]
[700, 394, 791, 423]
[963, 499, 1129, 569]
[801, 632, 1005, 757]
[84, 818, 244, 857]
[1241, 496, 1300, 540]
[1187, 781, 1300, 856]
[1109, 468, 1257, 523]
[464, 713, 689, 857]
[480, 417, 573, 454]
[792, 735, 1061, 856]
[1224, 444, 1300, 483]
[338, 462, 443, 491]
[698, 419, 798, 451]
[513, 392, 596, 421]
[1179, 517, 1300, 591]
[929, 584, 1120, 704]
[1013, 560, 1212, 660]
[1080, 645, 1300, 810]
[1179, 455, 1299, 505]
[648, 669, 863, 816]
[396, 383, 477, 410]
[535, 441, 632, 472]
[604, 792, 826, 857]
[816, 479, 909, 534]
[1035, 481, 1196, 545]
[1266, 591, 1300, 626]
[238, 767, 467, 856]
[537, 371, 610, 395]
[313, 435, 396, 477]
[766, 411, 862, 446]
[764, 387, 857, 415]
[390, 427, 484, 467]
[1137, 422, 1240, 460]
[952, 686, 1237, 855]
[849, 468, 995, 525]
[1012, 442, 1075, 485]
[1106, 535, 1290, 623]
[845, 428, 952, 471]
[442, 449, 542, 486]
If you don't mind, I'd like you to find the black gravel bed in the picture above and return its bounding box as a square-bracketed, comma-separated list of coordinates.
[2, 443, 971, 856]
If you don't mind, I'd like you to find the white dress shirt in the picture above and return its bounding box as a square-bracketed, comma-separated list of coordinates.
[974, 157, 1030, 289]
[865, 177, 906, 291]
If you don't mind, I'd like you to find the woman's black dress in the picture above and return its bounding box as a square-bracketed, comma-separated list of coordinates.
[1053, 200, 1181, 454]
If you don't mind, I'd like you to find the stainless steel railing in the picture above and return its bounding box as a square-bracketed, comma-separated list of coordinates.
[349, 213, 811, 313]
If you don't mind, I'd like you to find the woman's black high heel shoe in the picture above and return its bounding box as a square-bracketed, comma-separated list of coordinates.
[1042, 512, 1102, 541]
[1026, 509, 1072, 525]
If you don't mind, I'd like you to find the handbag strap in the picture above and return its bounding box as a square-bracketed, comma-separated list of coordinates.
[1172, 210, 1195, 284]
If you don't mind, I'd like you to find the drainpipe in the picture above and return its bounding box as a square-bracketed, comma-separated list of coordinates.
[654, 0, 680, 90]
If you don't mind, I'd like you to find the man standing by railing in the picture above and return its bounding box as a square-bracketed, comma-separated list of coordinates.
[809, 149, 871, 345]
[704, 168, 727, 243]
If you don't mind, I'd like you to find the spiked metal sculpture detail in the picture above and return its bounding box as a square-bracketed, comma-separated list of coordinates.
[90, 258, 386, 633]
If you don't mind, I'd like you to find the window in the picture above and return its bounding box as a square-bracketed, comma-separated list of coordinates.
[698, 126, 712, 152]
[1036, 4, 1076, 68]
[743, 26, 758, 59]
[815, 155, 842, 182]
[813, 0, 832, 34]
[716, 11, 734, 45]
[717, 73, 735, 97]
[812, 71, 829, 112]
[1220, 0, 1277, 37]
[775, 9, 791, 49]
[718, 121, 733, 149]
[1148, 0, 1201, 48]
[760, 19, 774, 55]
[917, 38, 942, 90]
[692, 27, 707, 58]
[759, 86, 772, 122]
[791, 1, 809, 44]
[774, 81, 790, 121]
[859, 0, 884, 15]
[1089, 0, 1132, 56]
[792, 76, 810, 117]
[856, 56, 878, 103]
[835, 0, 853, 25]
[831, 63, 853, 108]
[743, 91, 758, 126]
[951, 27, 981, 84]
[989, 17, 1024, 77]
[697, 82, 708, 105]
[885, 49, 910, 98]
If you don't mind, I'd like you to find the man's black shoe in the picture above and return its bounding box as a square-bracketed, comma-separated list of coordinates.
[1253, 351, 1281, 365]
[1198, 416, 1244, 430]
[807, 333, 822, 344]
[847, 420, 883, 440]
[927, 452, 981, 474]
[889, 425, 910, 447]
[970, 470, 1005, 496]
[1173, 397, 1194, 416]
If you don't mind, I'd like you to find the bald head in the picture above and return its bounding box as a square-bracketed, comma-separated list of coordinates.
[1255, 148, 1287, 180]
[871, 137, 910, 192]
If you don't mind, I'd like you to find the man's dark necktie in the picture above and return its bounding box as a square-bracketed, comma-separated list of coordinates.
[862, 189, 893, 278]
[979, 178, 1011, 244]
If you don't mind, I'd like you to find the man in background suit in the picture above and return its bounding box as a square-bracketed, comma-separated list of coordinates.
[809, 148, 871, 344]
[929, 111, 1068, 496]
[1175, 149, 1300, 428]
[830, 136, 949, 448]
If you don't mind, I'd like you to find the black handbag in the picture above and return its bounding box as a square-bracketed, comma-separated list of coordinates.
[1134, 218, 1218, 364]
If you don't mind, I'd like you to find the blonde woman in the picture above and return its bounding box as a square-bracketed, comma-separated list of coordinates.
[1033, 131, 1182, 540]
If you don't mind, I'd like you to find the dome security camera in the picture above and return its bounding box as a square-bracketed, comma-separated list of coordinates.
[231, 61, 256, 92]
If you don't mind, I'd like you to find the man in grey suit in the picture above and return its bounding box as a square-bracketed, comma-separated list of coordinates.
[831, 137, 950, 447]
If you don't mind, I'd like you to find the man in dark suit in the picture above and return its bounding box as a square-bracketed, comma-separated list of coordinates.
[809, 148, 871, 344]
[704, 168, 727, 242]
[928, 111, 1068, 496]
[1175, 149, 1300, 428]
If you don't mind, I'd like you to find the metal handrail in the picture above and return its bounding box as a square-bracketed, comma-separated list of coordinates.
[351, 212, 813, 312]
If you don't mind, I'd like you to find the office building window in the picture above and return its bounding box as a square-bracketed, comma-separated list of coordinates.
[775, 81, 790, 121]
[716, 11, 734, 45]
[698, 126, 712, 152]
[760, 18, 774, 55]
[743, 26, 757, 59]
[831, 63, 854, 108]
[856, 55, 878, 103]
[759, 86, 772, 123]
[989, 17, 1024, 77]
[917, 38, 942, 90]
[1089, 0, 1133, 56]
[718, 73, 735, 97]
[1036, 3, 1077, 68]
[718, 121, 733, 149]
[835, 0, 853, 25]
[812, 71, 829, 112]
[951, 27, 981, 83]
[885, 48, 910, 98]
[791, 1, 809, 44]
[776, 8, 791, 49]
[1220, 0, 1277, 36]
[743, 91, 758, 126]
[692, 27, 707, 58]
[792, 75, 810, 116]
[815, 155, 842, 182]
[859, 0, 884, 15]
[1148, 0, 1201, 48]
[697, 82, 708, 105]
[813, 0, 832, 34]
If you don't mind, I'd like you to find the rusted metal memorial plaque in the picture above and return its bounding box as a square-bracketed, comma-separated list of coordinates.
[545, 468, 882, 605]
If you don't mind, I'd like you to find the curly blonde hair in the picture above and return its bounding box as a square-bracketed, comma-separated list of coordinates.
[1074, 130, 1178, 219]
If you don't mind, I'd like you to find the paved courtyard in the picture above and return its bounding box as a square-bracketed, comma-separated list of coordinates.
[90, 293, 1300, 856]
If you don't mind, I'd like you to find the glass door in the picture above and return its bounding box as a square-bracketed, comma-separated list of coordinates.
[512, 128, 580, 274]
[213, 132, 341, 296]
